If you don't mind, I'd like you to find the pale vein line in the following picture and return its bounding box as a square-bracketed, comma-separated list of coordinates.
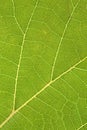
[76, 105, 83, 128]
[12, 0, 39, 111]
[0, 112, 14, 129]
[71, 0, 74, 8]
[0, 91, 13, 95]
[0, 55, 17, 66]
[12, 0, 24, 35]
[50, 0, 80, 80]
[53, 56, 87, 83]
[75, 67, 87, 72]
[77, 122, 87, 130]
[0, 74, 15, 80]
[0, 56, 86, 129]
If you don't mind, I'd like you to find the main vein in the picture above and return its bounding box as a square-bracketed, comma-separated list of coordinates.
[77, 122, 87, 130]
[50, 0, 80, 80]
[12, 0, 39, 111]
[0, 55, 87, 129]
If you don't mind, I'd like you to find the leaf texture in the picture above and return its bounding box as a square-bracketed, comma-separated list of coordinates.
[0, 0, 87, 130]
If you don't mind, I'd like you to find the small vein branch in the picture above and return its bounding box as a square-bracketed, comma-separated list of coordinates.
[12, 0, 24, 35]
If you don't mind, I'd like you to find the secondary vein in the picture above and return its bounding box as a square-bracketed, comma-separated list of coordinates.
[12, 0, 39, 111]
[50, 0, 80, 80]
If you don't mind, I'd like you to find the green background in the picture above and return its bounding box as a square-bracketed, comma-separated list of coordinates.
[0, 0, 87, 129]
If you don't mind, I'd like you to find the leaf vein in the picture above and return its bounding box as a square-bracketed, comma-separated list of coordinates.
[50, 0, 80, 80]
[12, 0, 39, 111]
[0, 55, 86, 128]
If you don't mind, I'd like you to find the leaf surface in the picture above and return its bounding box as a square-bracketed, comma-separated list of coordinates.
[0, 0, 87, 130]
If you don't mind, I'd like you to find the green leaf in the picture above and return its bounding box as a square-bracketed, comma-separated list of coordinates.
[0, 0, 87, 129]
